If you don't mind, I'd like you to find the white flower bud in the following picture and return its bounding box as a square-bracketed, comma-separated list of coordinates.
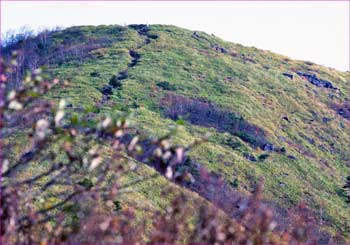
[2, 159, 9, 173]
[165, 166, 173, 179]
[176, 147, 185, 163]
[36, 119, 49, 140]
[8, 100, 23, 110]
[7, 90, 16, 100]
[102, 117, 112, 128]
[99, 218, 111, 231]
[55, 110, 65, 127]
[58, 99, 66, 110]
[89, 156, 102, 171]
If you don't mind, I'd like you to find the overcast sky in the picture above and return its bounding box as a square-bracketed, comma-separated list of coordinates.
[1, 1, 349, 71]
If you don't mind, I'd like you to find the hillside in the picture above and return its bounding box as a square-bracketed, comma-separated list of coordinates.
[2, 24, 350, 242]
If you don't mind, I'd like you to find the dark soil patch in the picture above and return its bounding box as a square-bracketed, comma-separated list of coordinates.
[160, 93, 270, 149]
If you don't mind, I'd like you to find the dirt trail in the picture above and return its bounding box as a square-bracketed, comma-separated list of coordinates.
[96, 24, 156, 107]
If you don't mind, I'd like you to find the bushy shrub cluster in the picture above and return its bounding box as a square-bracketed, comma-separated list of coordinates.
[160, 93, 269, 148]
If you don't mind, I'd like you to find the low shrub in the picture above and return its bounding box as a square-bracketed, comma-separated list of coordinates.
[258, 153, 270, 161]
[229, 178, 239, 188]
[224, 138, 243, 149]
[90, 71, 100, 77]
[156, 81, 176, 91]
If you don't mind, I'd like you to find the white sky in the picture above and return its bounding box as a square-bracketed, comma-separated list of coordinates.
[1, 1, 349, 71]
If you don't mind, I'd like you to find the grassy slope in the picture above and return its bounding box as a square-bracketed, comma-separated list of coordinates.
[11, 24, 350, 238]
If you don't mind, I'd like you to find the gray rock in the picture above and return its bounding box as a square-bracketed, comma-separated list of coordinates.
[297, 72, 336, 89]
[282, 73, 293, 79]
[262, 143, 274, 151]
[279, 181, 286, 187]
[287, 155, 297, 160]
[212, 44, 229, 54]
[117, 71, 128, 80]
[243, 152, 257, 162]
[282, 116, 290, 122]
[101, 85, 113, 96]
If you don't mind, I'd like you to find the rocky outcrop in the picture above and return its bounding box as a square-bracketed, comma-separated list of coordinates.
[297, 72, 336, 89]
[287, 155, 297, 160]
[212, 44, 229, 54]
[262, 143, 274, 151]
[282, 73, 293, 80]
[128, 24, 150, 36]
[129, 24, 158, 39]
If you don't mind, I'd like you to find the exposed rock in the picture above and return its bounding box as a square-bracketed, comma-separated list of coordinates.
[287, 155, 297, 160]
[276, 147, 286, 154]
[279, 181, 286, 187]
[192, 31, 201, 40]
[282, 73, 293, 80]
[282, 116, 290, 122]
[129, 50, 140, 59]
[243, 152, 257, 162]
[212, 44, 229, 54]
[128, 24, 150, 36]
[262, 143, 274, 151]
[101, 85, 113, 96]
[297, 72, 336, 89]
[117, 71, 128, 80]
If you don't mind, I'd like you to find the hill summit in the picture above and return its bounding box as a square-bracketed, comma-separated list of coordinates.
[2, 24, 350, 243]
